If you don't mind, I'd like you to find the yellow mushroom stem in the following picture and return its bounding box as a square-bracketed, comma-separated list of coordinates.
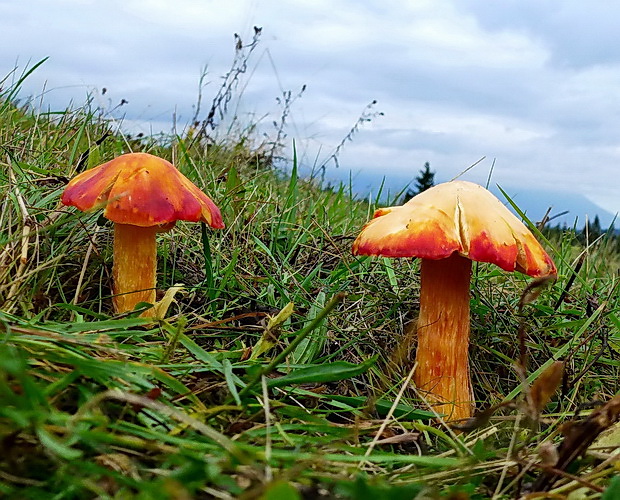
[112, 223, 160, 314]
[414, 253, 473, 421]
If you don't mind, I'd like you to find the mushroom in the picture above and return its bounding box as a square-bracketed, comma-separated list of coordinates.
[352, 180, 556, 421]
[61, 152, 224, 315]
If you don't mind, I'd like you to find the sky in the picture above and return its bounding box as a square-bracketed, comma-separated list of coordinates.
[2, 0, 619, 223]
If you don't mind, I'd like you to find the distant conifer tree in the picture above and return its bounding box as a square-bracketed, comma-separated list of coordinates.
[582, 214, 602, 241]
[403, 162, 435, 203]
[592, 215, 602, 238]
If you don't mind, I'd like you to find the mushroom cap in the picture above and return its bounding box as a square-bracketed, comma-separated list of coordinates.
[352, 180, 556, 277]
[61, 153, 225, 229]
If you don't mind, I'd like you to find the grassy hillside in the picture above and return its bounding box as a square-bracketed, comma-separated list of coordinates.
[1, 70, 619, 499]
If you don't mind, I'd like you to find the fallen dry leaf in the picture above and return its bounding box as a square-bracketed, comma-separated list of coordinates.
[532, 394, 620, 492]
[526, 361, 564, 420]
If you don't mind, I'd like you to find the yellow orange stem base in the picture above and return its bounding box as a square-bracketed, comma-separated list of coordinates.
[414, 254, 473, 421]
[112, 223, 158, 314]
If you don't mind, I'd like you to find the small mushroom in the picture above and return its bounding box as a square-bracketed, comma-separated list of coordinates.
[61, 152, 224, 315]
[353, 181, 556, 421]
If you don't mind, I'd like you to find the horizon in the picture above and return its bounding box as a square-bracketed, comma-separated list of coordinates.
[319, 165, 619, 230]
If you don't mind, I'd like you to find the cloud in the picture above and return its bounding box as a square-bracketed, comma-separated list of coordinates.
[1, 0, 618, 217]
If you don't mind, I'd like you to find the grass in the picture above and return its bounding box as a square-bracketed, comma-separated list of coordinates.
[1, 63, 620, 499]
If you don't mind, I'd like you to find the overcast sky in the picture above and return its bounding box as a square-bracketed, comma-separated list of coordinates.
[2, 0, 619, 219]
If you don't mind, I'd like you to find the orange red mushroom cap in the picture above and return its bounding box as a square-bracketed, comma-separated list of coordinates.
[61, 153, 225, 229]
[352, 181, 556, 277]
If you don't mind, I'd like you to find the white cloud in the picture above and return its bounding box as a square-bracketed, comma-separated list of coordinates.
[1, 0, 619, 218]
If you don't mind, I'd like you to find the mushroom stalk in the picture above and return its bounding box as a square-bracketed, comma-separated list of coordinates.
[112, 223, 159, 314]
[415, 253, 473, 420]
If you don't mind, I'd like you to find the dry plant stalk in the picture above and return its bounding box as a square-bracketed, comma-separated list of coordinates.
[2, 167, 34, 313]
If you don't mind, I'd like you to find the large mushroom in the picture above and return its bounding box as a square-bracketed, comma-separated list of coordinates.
[61, 152, 224, 315]
[352, 180, 556, 421]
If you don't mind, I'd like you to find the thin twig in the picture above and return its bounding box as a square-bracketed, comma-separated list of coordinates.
[361, 362, 417, 463]
[261, 375, 273, 481]
[72, 228, 100, 310]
